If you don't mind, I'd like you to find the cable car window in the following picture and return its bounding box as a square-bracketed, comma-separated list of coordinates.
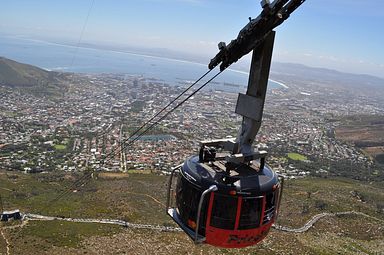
[266, 191, 276, 210]
[176, 175, 207, 234]
[176, 177, 200, 216]
[238, 197, 262, 230]
[263, 191, 277, 224]
[210, 194, 237, 230]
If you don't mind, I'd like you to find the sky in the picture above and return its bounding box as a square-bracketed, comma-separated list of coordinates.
[1, 0, 383, 77]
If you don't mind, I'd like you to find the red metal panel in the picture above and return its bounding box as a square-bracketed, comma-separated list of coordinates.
[205, 192, 215, 227]
[234, 196, 243, 230]
[205, 222, 273, 248]
[205, 193, 273, 248]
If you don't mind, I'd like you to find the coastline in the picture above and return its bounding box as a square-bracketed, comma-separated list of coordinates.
[0, 35, 289, 90]
[227, 68, 289, 89]
[269, 79, 289, 89]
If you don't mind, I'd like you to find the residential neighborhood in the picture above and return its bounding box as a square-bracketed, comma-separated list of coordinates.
[0, 72, 382, 179]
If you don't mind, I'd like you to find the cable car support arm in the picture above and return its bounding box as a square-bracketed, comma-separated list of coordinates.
[201, 0, 305, 167]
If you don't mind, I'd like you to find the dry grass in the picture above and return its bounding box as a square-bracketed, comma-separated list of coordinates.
[1, 170, 383, 255]
[98, 172, 130, 179]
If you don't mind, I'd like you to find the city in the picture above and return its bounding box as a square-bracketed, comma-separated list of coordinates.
[1, 0, 384, 253]
[1, 70, 382, 180]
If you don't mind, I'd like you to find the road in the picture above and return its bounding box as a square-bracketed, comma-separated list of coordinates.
[1, 210, 382, 255]
[273, 211, 384, 233]
[21, 210, 383, 234]
[23, 213, 182, 232]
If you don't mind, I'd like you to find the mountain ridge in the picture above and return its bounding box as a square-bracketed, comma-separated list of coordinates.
[269, 62, 384, 91]
[0, 56, 68, 96]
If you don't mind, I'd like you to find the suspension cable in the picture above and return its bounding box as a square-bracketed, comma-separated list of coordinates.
[69, 0, 95, 67]
[42, 69, 223, 210]
[100, 69, 212, 163]
[103, 70, 223, 165]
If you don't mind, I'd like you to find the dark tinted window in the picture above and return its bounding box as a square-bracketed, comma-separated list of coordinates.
[176, 175, 207, 234]
[238, 197, 262, 230]
[210, 194, 237, 230]
[266, 191, 276, 210]
[176, 176, 200, 217]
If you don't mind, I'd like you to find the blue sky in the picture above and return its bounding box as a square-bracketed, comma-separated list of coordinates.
[1, 0, 383, 77]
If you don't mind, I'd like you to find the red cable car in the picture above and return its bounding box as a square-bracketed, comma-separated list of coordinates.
[166, 144, 284, 248]
[166, 0, 304, 248]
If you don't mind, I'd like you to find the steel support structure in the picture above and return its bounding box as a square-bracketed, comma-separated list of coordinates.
[234, 31, 275, 156]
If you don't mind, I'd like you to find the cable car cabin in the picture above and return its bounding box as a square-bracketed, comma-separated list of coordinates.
[164, 0, 305, 247]
[166, 152, 283, 248]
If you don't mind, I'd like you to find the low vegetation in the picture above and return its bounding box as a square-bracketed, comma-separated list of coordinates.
[336, 115, 384, 165]
[0, 169, 383, 254]
[53, 144, 67, 150]
[0, 57, 69, 97]
[287, 152, 308, 161]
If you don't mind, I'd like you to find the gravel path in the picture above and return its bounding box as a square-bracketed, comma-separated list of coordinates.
[22, 210, 383, 234]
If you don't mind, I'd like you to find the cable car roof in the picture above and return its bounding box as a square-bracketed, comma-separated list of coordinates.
[181, 156, 278, 194]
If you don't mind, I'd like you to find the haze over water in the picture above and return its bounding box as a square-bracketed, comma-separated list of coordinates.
[0, 35, 282, 92]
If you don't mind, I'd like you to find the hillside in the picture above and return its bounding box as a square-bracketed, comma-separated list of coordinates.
[0, 170, 383, 254]
[0, 57, 68, 96]
[271, 62, 384, 89]
[336, 115, 384, 165]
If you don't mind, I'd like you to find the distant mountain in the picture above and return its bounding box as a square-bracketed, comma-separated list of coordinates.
[75, 42, 208, 65]
[0, 56, 51, 87]
[270, 62, 384, 89]
[0, 57, 68, 96]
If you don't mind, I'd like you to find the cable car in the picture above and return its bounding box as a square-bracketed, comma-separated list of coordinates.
[166, 142, 284, 248]
[166, 0, 303, 248]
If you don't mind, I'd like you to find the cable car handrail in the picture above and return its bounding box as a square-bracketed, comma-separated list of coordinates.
[195, 185, 218, 243]
[165, 164, 183, 213]
[275, 175, 285, 222]
[263, 208, 276, 224]
[242, 195, 264, 199]
[264, 206, 276, 214]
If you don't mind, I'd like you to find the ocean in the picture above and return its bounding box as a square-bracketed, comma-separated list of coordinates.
[0, 35, 283, 92]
